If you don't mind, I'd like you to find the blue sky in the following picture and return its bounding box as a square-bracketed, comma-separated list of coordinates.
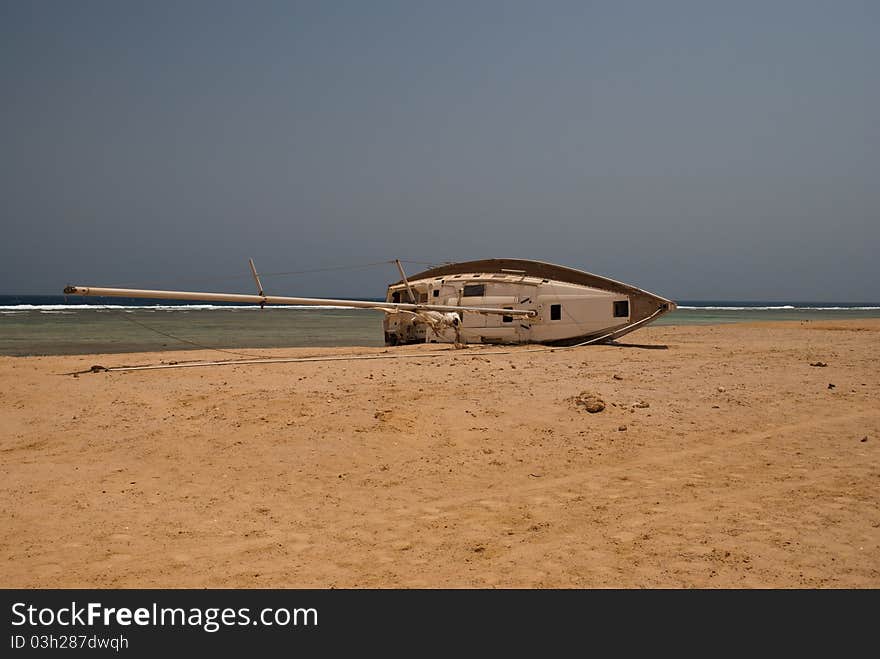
[2, 1, 878, 300]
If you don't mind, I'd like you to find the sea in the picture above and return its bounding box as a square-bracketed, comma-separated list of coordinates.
[1, 295, 878, 356]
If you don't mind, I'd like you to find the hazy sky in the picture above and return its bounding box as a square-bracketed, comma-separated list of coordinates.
[2, 1, 878, 300]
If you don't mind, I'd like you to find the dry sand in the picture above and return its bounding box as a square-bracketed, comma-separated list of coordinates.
[1, 320, 878, 588]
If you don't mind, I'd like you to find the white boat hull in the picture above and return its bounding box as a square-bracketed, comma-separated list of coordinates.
[383, 259, 675, 346]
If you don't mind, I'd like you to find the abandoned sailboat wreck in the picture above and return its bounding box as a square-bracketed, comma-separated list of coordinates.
[63, 258, 676, 347]
[383, 259, 675, 346]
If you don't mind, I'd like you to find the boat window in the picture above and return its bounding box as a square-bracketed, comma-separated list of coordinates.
[614, 300, 629, 318]
[433, 289, 439, 297]
[502, 307, 513, 323]
[391, 291, 400, 303]
[463, 284, 485, 297]
[550, 304, 561, 320]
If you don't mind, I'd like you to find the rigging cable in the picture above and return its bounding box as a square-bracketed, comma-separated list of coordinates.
[107, 259, 442, 289]
[257, 259, 443, 280]
[97, 300, 288, 360]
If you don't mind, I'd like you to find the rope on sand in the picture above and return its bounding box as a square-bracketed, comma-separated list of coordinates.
[70, 307, 667, 374]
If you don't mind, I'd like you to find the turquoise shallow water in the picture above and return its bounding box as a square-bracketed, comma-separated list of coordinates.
[1, 297, 878, 356]
[655, 306, 880, 326]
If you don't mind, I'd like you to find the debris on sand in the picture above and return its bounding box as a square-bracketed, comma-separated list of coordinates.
[860, 436, 868, 443]
[613, 374, 624, 380]
[632, 401, 650, 409]
[570, 391, 605, 413]
[618, 425, 627, 432]
[827, 383, 836, 389]
[810, 361, 828, 367]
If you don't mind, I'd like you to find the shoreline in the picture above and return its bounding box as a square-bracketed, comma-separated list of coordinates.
[8, 316, 880, 363]
[4, 307, 880, 358]
[2, 320, 878, 587]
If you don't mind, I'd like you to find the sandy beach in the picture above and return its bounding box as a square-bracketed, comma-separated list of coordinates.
[1, 319, 878, 588]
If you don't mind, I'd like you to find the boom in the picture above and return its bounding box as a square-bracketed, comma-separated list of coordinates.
[62, 285, 537, 318]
